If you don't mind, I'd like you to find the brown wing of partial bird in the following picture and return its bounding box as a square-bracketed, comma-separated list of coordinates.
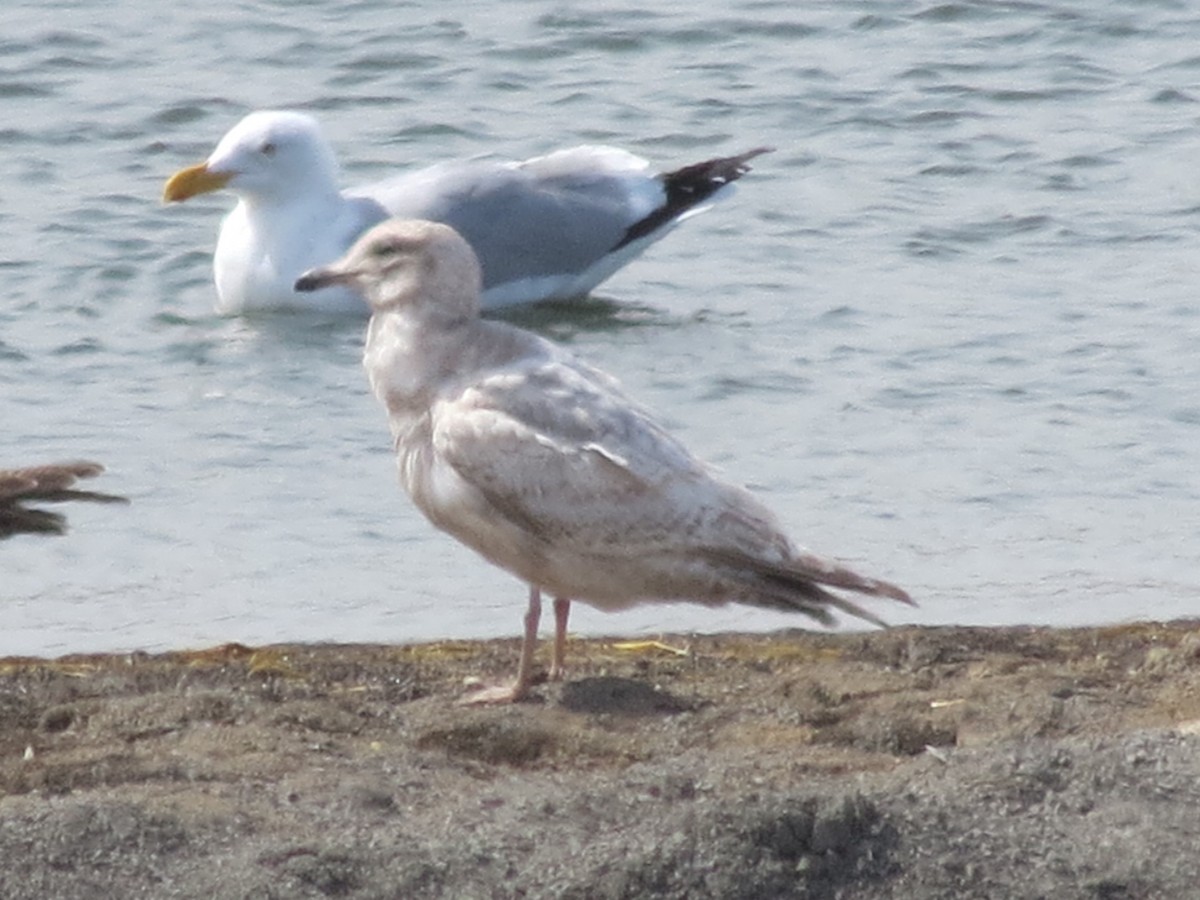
[0, 461, 128, 538]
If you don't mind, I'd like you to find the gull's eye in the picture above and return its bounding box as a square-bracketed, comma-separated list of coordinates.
[260, 141, 277, 157]
[368, 237, 416, 261]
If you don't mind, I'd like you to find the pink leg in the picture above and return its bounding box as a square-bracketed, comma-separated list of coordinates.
[460, 586, 542, 705]
[511, 586, 543, 697]
[550, 597, 571, 680]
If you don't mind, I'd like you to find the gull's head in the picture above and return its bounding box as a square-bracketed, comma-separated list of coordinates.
[294, 219, 482, 319]
[162, 110, 339, 204]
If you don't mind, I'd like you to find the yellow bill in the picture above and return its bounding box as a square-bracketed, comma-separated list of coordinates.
[162, 163, 233, 203]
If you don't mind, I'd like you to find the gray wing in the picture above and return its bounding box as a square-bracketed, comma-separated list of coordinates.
[351, 147, 663, 286]
[430, 359, 761, 556]
[430, 361, 913, 623]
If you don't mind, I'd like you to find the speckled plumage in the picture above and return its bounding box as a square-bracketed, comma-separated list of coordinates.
[296, 219, 912, 701]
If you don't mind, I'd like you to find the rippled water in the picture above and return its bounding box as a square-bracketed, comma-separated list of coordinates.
[3, 0, 1199, 656]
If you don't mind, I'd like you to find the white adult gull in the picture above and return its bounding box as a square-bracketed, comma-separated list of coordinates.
[163, 110, 771, 315]
[294, 218, 914, 704]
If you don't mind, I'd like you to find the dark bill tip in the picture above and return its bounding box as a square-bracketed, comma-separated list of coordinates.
[294, 269, 331, 293]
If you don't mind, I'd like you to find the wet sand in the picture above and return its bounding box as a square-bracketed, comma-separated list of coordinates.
[2, 621, 1199, 899]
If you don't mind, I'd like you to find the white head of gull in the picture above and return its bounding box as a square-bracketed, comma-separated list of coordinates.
[165, 109, 770, 315]
[296, 219, 914, 703]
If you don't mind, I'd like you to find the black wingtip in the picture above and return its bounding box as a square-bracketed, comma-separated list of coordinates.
[663, 146, 775, 190]
[614, 146, 774, 251]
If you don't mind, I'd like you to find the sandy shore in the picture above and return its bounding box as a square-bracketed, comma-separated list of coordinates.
[2, 621, 1199, 899]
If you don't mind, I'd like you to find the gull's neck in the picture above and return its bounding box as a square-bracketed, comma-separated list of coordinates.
[364, 309, 473, 432]
[239, 181, 340, 217]
[364, 307, 545, 443]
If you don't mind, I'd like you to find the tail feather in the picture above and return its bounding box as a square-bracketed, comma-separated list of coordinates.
[706, 546, 914, 628]
[0, 506, 68, 537]
[0, 460, 105, 499]
[615, 146, 774, 250]
[1, 461, 127, 539]
[787, 548, 915, 606]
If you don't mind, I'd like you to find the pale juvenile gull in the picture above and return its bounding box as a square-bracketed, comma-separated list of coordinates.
[295, 220, 914, 703]
[164, 110, 771, 315]
[0, 461, 127, 539]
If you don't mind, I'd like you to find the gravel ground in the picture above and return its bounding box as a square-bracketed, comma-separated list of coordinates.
[2, 621, 1199, 899]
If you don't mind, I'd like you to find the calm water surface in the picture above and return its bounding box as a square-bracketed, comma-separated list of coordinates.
[2, 0, 1199, 656]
